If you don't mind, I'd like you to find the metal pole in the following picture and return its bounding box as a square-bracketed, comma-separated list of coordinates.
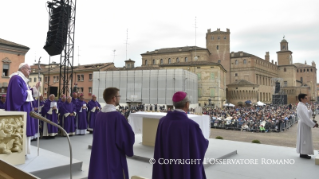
[37, 57, 42, 156]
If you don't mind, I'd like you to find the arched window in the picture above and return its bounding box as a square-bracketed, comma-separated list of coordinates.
[216, 45, 219, 50]
[243, 59, 247, 64]
[168, 58, 171, 64]
[176, 58, 179, 62]
[297, 69, 299, 72]
[185, 57, 188, 62]
[145, 60, 147, 65]
[235, 73, 238, 76]
[160, 59, 163, 64]
[307, 69, 309, 72]
[152, 59, 155, 65]
[304, 69, 305, 72]
[235, 60, 238, 65]
[311, 69, 313, 72]
[284, 68, 286, 72]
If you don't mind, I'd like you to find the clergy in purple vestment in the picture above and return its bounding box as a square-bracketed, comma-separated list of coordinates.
[72, 92, 78, 106]
[60, 96, 76, 136]
[75, 94, 88, 135]
[5, 63, 41, 154]
[152, 91, 209, 179]
[58, 95, 66, 126]
[87, 95, 101, 132]
[88, 87, 135, 179]
[41, 94, 59, 137]
[0, 95, 6, 109]
[31, 95, 45, 137]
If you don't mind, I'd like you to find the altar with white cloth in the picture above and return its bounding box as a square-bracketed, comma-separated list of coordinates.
[128, 112, 210, 146]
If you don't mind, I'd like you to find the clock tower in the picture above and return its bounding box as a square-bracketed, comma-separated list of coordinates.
[277, 37, 293, 65]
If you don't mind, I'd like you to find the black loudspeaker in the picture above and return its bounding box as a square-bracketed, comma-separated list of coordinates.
[275, 82, 280, 93]
[44, 4, 71, 56]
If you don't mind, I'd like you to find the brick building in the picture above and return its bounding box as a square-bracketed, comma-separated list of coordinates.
[0, 38, 29, 95]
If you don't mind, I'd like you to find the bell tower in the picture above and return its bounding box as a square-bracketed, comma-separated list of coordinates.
[277, 37, 293, 66]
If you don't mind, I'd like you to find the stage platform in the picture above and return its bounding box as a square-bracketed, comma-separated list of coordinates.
[16, 146, 87, 179]
[30, 132, 319, 179]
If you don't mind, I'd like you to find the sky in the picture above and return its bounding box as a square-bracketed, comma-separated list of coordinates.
[1, 0, 319, 82]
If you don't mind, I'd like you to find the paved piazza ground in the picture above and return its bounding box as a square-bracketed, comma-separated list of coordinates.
[210, 115, 319, 150]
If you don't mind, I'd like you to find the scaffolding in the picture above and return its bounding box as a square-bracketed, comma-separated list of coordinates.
[271, 78, 287, 105]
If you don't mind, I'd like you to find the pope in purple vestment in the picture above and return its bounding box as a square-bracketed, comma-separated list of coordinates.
[152, 91, 209, 179]
[88, 88, 135, 179]
[87, 95, 101, 132]
[5, 64, 41, 154]
[75, 94, 88, 135]
[60, 96, 76, 136]
[41, 94, 59, 137]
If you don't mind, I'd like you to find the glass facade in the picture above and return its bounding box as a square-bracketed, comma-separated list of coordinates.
[92, 69, 198, 105]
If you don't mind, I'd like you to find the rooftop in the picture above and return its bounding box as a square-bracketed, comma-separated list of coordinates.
[0, 38, 29, 50]
[141, 46, 208, 55]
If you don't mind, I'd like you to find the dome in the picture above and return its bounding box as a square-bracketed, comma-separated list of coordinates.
[281, 39, 287, 43]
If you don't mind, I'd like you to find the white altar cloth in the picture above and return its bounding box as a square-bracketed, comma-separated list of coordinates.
[128, 112, 210, 139]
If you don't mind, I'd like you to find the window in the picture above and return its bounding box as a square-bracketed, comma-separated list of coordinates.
[77, 87, 84, 93]
[39, 77, 42, 82]
[77, 75, 84, 81]
[152, 59, 155, 65]
[160, 59, 163, 64]
[224, 36, 226, 39]
[243, 59, 247, 64]
[311, 69, 313, 72]
[2, 64, 9, 77]
[89, 74, 92, 81]
[185, 57, 188, 62]
[168, 58, 171, 64]
[127, 63, 130, 68]
[304, 69, 305, 72]
[44, 88, 47, 93]
[197, 73, 201, 80]
[297, 69, 299, 72]
[211, 36, 214, 40]
[235, 60, 238, 65]
[89, 87, 92, 93]
[145, 60, 147, 65]
[218, 60, 221, 64]
[218, 36, 220, 40]
[53, 76, 56, 82]
[29, 78, 32, 82]
[216, 45, 219, 50]
[176, 58, 179, 62]
[284, 68, 286, 72]
[235, 73, 238, 76]
[284, 81, 287, 87]
[307, 69, 309, 72]
[45, 77, 48, 83]
[34, 77, 37, 82]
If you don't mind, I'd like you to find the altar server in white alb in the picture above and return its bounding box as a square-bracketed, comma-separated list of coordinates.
[296, 93, 318, 159]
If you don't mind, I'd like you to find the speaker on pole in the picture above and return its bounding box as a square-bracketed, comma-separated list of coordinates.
[44, 1, 71, 56]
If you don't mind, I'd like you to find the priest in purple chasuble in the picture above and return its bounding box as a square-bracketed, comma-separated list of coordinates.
[88, 87, 135, 179]
[87, 95, 101, 132]
[32, 95, 45, 137]
[72, 92, 78, 106]
[60, 96, 76, 136]
[75, 94, 88, 135]
[152, 91, 209, 179]
[5, 63, 41, 154]
[0, 95, 6, 109]
[41, 94, 59, 137]
[58, 95, 66, 126]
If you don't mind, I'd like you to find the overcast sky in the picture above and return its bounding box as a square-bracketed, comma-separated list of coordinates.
[1, 0, 318, 82]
